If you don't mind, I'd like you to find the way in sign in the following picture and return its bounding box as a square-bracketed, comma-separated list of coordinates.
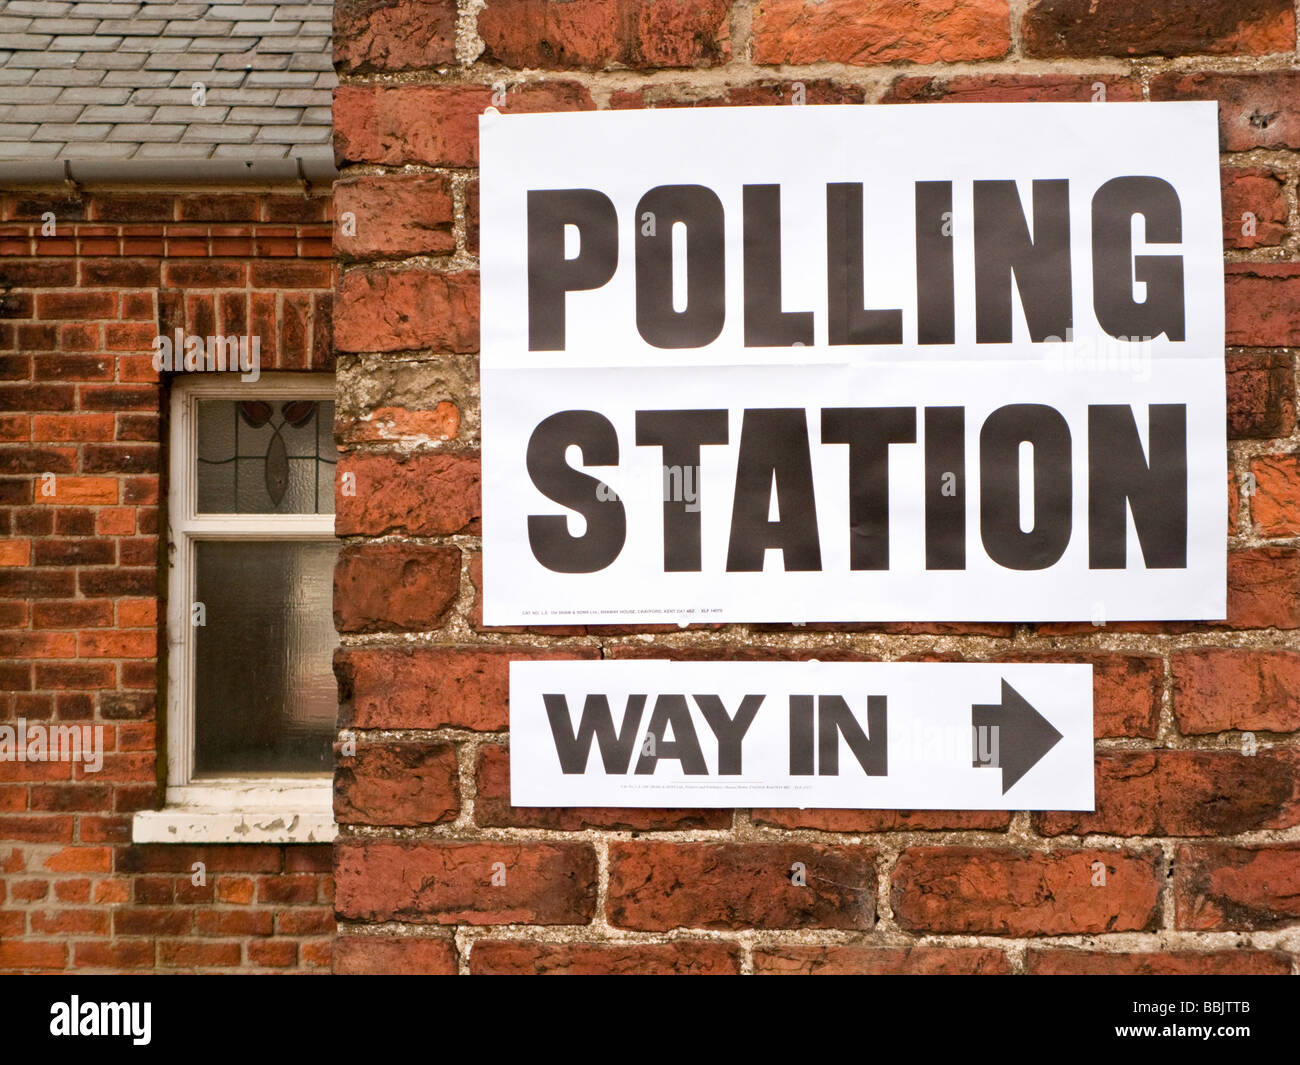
[510, 660, 1094, 811]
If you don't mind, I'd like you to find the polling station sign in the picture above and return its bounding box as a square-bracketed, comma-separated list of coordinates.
[510, 660, 1094, 810]
[479, 103, 1226, 624]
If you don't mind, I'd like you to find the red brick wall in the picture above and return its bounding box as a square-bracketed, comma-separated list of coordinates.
[329, 0, 1300, 975]
[0, 187, 335, 973]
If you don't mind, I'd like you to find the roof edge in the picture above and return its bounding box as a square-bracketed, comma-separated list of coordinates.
[0, 155, 338, 187]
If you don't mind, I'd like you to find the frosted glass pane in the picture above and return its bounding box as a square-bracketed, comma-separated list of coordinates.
[193, 540, 340, 775]
[196, 399, 336, 514]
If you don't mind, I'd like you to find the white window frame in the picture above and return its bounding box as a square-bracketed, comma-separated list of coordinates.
[132, 373, 338, 844]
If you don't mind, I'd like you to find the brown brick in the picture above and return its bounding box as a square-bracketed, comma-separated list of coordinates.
[753, 945, 1012, 974]
[1021, 0, 1293, 58]
[752, 808, 1009, 832]
[332, 934, 458, 974]
[891, 847, 1162, 935]
[1174, 843, 1300, 930]
[338, 644, 599, 731]
[1172, 648, 1300, 734]
[335, 740, 459, 827]
[470, 939, 742, 974]
[883, 73, 1140, 102]
[334, 267, 479, 354]
[1035, 749, 1300, 836]
[1150, 72, 1300, 151]
[606, 842, 875, 931]
[334, 174, 455, 260]
[474, 744, 730, 830]
[335, 840, 598, 924]
[334, 0, 458, 73]
[478, 0, 731, 70]
[1227, 351, 1295, 440]
[1222, 167, 1289, 249]
[754, 0, 1010, 64]
[1224, 547, 1300, 629]
[334, 83, 595, 168]
[333, 542, 460, 633]
[335, 451, 480, 536]
[1027, 948, 1291, 975]
[1251, 453, 1300, 536]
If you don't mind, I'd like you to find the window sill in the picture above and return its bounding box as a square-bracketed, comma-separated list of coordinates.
[131, 779, 336, 844]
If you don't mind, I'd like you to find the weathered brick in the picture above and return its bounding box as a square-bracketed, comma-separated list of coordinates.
[333, 542, 460, 633]
[1226, 263, 1300, 347]
[753, 0, 1011, 65]
[1034, 750, 1300, 837]
[332, 934, 458, 974]
[334, 84, 595, 168]
[1021, 0, 1294, 58]
[337, 644, 598, 731]
[478, 0, 731, 70]
[474, 744, 730, 830]
[883, 73, 1139, 102]
[335, 841, 598, 924]
[470, 939, 742, 975]
[334, 0, 458, 73]
[1222, 167, 1289, 249]
[334, 267, 479, 354]
[752, 808, 1009, 832]
[1223, 547, 1300, 629]
[1026, 948, 1291, 975]
[753, 945, 1012, 974]
[1250, 453, 1300, 536]
[335, 451, 480, 536]
[891, 848, 1162, 935]
[1175, 843, 1300, 930]
[335, 741, 459, 827]
[1149, 71, 1300, 150]
[1172, 648, 1300, 734]
[334, 175, 455, 260]
[1227, 351, 1295, 440]
[606, 843, 875, 931]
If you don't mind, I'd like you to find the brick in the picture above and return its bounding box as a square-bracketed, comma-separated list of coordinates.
[338, 644, 598, 731]
[335, 841, 598, 924]
[1021, 0, 1293, 58]
[891, 847, 1162, 935]
[1027, 948, 1292, 975]
[333, 0, 457, 73]
[334, 451, 480, 536]
[1222, 167, 1288, 249]
[471, 939, 742, 975]
[1224, 547, 1300, 629]
[474, 744, 730, 830]
[339, 402, 461, 446]
[1225, 263, 1300, 347]
[158, 940, 242, 968]
[883, 73, 1140, 103]
[1035, 749, 1300, 836]
[335, 740, 459, 827]
[31, 476, 117, 505]
[1226, 351, 1295, 440]
[753, 0, 1010, 65]
[334, 174, 455, 260]
[751, 808, 1009, 832]
[333, 542, 460, 633]
[1149, 72, 1300, 151]
[1172, 649, 1300, 733]
[117, 845, 282, 874]
[333, 83, 594, 168]
[73, 940, 155, 969]
[332, 934, 458, 975]
[753, 945, 1012, 974]
[334, 268, 478, 353]
[0, 940, 66, 969]
[606, 843, 875, 931]
[478, 0, 730, 70]
[1175, 843, 1300, 930]
[1250, 453, 1300, 536]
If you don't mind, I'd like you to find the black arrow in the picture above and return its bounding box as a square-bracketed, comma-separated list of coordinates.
[971, 679, 1063, 794]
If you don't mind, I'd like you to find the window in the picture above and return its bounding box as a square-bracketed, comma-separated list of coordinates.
[133, 374, 340, 844]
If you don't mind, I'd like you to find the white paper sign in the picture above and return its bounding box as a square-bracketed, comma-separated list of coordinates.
[510, 660, 1094, 810]
[480, 103, 1225, 624]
